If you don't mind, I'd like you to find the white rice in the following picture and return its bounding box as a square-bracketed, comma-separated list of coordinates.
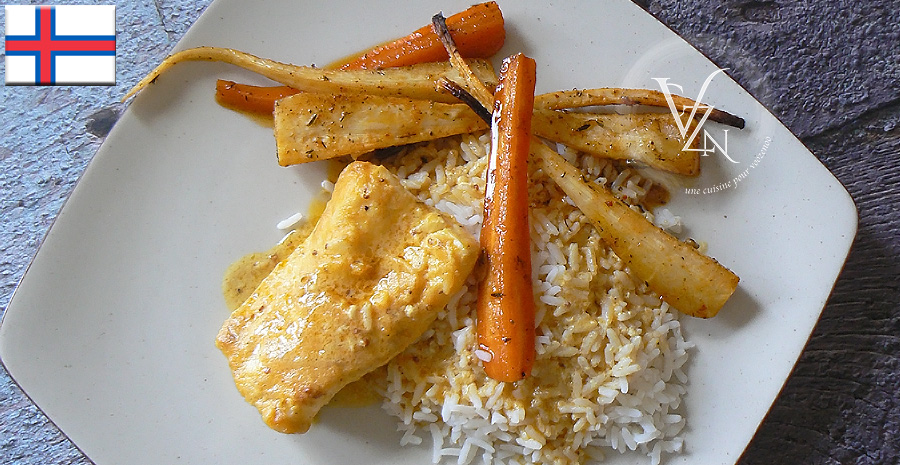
[364, 132, 691, 465]
[275, 211, 304, 230]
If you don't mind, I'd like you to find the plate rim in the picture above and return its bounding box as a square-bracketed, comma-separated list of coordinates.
[0, 0, 860, 464]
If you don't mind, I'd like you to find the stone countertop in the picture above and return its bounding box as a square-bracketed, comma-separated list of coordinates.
[1, 1, 898, 463]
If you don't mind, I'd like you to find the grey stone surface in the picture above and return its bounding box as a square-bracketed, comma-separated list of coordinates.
[1, 2, 208, 463]
[1, 1, 898, 464]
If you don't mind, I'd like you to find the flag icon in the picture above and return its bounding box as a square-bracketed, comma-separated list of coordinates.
[5, 5, 116, 85]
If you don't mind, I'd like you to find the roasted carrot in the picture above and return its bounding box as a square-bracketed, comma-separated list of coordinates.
[212, 2, 504, 115]
[215, 80, 299, 115]
[337, 2, 504, 70]
[476, 53, 537, 382]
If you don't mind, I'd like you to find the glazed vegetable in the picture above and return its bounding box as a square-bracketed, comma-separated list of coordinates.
[532, 140, 739, 318]
[122, 47, 498, 104]
[535, 88, 745, 129]
[432, 13, 496, 111]
[531, 109, 701, 175]
[439, 78, 493, 123]
[436, 31, 739, 318]
[212, 2, 505, 115]
[338, 1, 505, 70]
[274, 93, 487, 166]
[476, 53, 538, 382]
[270, 89, 698, 174]
[215, 85, 731, 175]
[216, 80, 298, 115]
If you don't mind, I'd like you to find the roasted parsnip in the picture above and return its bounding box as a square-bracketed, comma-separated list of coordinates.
[535, 88, 745, 129]
[532, 139, 738, 318]
[122, 47, 498, 103]
[274, 93, 487, 166]
[531, 109, 701, 176]
[274, 95, 701, 174]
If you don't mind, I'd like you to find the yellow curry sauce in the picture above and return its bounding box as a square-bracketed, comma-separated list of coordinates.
[221, 188, 383, 409]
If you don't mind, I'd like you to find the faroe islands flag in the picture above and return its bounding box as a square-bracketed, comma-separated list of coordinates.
[5, 5, 116, 85]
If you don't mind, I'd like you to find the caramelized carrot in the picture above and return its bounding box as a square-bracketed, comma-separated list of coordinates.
[215, 80, 299, 115]
[338, 2, 504, 70]
[214, 2, 505, 115]
[476, 53, 537, 382]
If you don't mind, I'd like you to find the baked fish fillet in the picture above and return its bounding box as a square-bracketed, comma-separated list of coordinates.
[216, 161, 480, 433]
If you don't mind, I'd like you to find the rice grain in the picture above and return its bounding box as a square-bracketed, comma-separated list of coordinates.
[365, 132, 691, 465]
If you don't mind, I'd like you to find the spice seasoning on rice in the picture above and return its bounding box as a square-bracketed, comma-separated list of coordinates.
[373, 132, 692, 465]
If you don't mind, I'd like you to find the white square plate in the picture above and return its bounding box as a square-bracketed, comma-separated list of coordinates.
[0, 1, 857, 464]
